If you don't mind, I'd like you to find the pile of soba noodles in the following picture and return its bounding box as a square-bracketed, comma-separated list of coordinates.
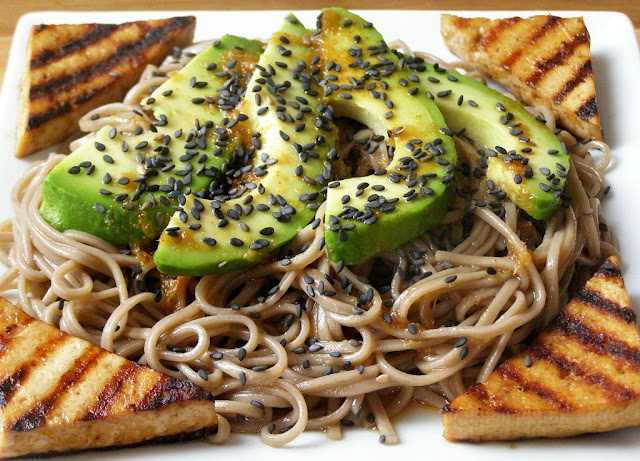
[0, 37, 616, 446]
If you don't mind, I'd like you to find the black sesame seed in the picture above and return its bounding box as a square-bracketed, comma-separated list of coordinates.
[444, 275, 457, 283]
[454, 337, 467, 348]
[459, 346, 469, 360]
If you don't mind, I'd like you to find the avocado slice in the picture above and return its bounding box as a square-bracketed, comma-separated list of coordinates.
[313, 8, 457, 265]
[415, 62, 569, 220]
[40, 125, 223, 245]
[154, 14, 337, 275]
[40, 36, 262, 246]
[144, 35, 262, 134]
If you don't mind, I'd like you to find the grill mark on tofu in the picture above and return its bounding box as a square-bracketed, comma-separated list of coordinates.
[552, 60, 593, 104]
[0, 367, 27, 408]
[576, 287, 636, 324]
[30, 23, 122, 69]
[456, 381, 518, 414]
[575, 97, 598, 122]
[530, 343, 638, 403]
[28, 17, 193, 101]
[497, 361, 573, 410]
[0, 333, 67, 411]
[477, 17, 522, 51]
[525, 29, 589, 89]
[501, 16, 561, 70]
[9, 347, 104, 431]
[33, 24, 50, 34]
[0, 316, 35, 357]
[550, 310, 640, 370]
[27, 102, 72, 131]
[80, 361, 139, 421]
[134, 375, 215, 412]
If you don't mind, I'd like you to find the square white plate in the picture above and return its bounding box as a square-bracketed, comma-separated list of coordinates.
[1, 9, 639, 461]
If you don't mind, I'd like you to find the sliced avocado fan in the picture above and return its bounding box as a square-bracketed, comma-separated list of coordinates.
[417, 62, 569, 220]
[313, 8, 457, 265]
[154, 14, 338, 275]
[39, 36, 263, 246]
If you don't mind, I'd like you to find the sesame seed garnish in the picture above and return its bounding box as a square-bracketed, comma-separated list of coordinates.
[454, 337, 467, 347]
[459, 346, 469, 360]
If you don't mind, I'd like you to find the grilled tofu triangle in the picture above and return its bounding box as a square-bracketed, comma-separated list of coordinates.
[0, 297, 217, 458]
[442, 256, 640, 441]
[441, 14, 603, 141]
[15, 16, 196, 158]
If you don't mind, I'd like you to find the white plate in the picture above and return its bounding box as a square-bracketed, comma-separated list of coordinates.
[1, 9, 639, 461]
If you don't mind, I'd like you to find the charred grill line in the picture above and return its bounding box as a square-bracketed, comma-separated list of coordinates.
[30, 23, 121, 69]
[531, 343, 637, 402]
[551, 311, 640, 370]
[576, 96, 598, 121]
[498, 361, 573, 410]
[0, 317, 35, 357]
[80, 362, 139, 421]
[525, 29, 589, 89]
[501, 16, 561, 70]
[28, 17, 193, 101]
[0, 368, 27, 409]
[576, 287, 636, 324]
[477, 17, 522, 51]
[134, 375, 215, 413]
[9, 347, 104, 431]
[552, 60, 593, 104]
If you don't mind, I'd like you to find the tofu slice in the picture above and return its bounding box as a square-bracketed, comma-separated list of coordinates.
[0, 297, 217, 458]
[15, 16, 196, 158]
[441, 14, 603, 141]
[442, 256, 640, 441]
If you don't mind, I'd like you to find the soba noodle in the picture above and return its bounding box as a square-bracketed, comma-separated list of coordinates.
[0, 38, 617, 446]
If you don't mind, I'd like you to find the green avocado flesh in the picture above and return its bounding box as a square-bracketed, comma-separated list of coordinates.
[144, 35, 263, 134]
[154, 15, 337, 275]
[39, 36, 262, 246]
[417, 63, 569, 220]
[40, 8, 566, 275]
[314, 8, 457, 265]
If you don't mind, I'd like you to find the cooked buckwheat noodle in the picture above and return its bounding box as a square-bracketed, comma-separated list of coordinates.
[0, 38, 618, 447]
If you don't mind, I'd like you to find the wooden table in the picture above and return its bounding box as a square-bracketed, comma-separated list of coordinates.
[1, 0, 639, 84]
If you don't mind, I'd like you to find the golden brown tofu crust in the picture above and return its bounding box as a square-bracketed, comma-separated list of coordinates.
[0, 297, 218, 458]
[442, 256, 640, 441]
[15, 16, 196, 158]
[441, 14, 602, 141]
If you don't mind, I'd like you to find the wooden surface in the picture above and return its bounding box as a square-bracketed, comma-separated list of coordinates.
[1, 0, 639, 84]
